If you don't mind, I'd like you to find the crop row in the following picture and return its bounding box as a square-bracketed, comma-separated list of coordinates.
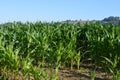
[0, 22, 120, 79]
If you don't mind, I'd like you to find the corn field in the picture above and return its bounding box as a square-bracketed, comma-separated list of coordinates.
[0, 22, 120, 80]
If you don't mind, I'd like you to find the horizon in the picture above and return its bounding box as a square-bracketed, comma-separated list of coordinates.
[0, 0, 120, 23]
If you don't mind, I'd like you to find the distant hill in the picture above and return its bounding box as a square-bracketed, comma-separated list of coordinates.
[101, 16, 120, 24]
[63, 16, 120, 25]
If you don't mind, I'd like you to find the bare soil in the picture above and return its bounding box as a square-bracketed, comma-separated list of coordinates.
[58, 68, 112, 80]
[0, 64, 113, 80]
[58, 64, 113, 80]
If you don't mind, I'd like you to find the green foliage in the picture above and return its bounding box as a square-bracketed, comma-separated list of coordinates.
[0, 22, 120, 79]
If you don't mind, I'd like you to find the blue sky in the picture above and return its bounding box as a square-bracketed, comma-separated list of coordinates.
[0, 0, 120, 23]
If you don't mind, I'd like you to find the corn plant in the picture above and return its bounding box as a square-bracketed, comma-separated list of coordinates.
[102, 55, 120, 80]
[0, 21, 120, 80]
[90, 70, 95, 80]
